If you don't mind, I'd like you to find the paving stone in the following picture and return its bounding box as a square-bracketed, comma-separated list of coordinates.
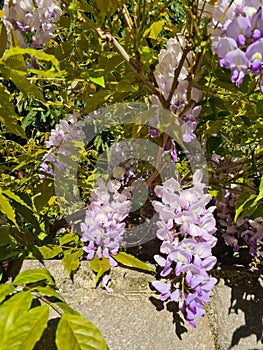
[19, 260, 216, 350]
[16, 260, 263, 350]
[210, 268, 263, 350]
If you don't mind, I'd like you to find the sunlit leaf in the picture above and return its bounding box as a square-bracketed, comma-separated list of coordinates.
[3, 190, 33, 211]
[113, 252, 154, 272]
[62, 249, 83, 277]
[13, 268, 55, 286]
[144, 21, 164, 40]
[234, 193, 257, 222]
[89, 76, 105, 87]
[56, 314, 107, 350]
[37, 245, 63, 259]
[88, 255, 110, 285]
[3, 47, 60, 70]
[0, 22, 7, 57]
[1, 305, 49, 350]
[0, 291, 32, 345]
[0, 191, 18, 228]
[0, 284, 15, 304]
[59, 233, 79, 245]
[35, 285, 65, 301]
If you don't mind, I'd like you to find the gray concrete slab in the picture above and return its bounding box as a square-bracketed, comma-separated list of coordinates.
[209, 269, 263, 350]
[19, 260, 216, 350]
[13, 260, 263, 350]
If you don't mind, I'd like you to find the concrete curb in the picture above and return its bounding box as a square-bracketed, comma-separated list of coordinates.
[12, 260, 263, 350]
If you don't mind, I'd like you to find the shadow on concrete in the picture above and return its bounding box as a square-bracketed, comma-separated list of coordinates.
[215, 266, 263, 350]
[149, 296, 188, 339]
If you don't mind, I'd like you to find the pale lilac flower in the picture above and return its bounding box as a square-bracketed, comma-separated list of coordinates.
[80, 180, 131, 266]
[152, 171, 218, 327]
[39, 113, 85, 178]
[4, 0, 62, 48]
[152, 36, 202, 147]
[226, 16, 251, 46]
[212, 156, 263, 257]
[207, 0, 263, 91]
[246, 38, 263, 74]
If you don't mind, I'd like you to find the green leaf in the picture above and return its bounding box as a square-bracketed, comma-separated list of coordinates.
[33, 179, 54, 213]
[35, 285, 65, 302]
[3, 190, 33, 211]
[0, 291, 32, 344]
[84, 90, 112, 113]
[113, 252, 154, 272]
[251, 204, 263, 219]
[88, 255, 110, 286]
[37, 245, 63, 259]
[59, 233, 79, 245]
[234, 193, 257, 222]
[144, 21, 164, 40]
[94, 0, 119, 17]
[56, 313, 107, 350]
[62, 250, 83, 277]
[0, 22, 7, 57]
[89, 76, 105, 87]
[0, 284, 15, 304]
[0, 191, 18, 228]
[4, 47, 60, 71]
[13, 268, 55, 286]
[54, 301, 81, 316]
[0, 62, 44, 101]
[0, 245, 20, 261]
[0, 100, 26, 137]
[1, 305, 49, 350]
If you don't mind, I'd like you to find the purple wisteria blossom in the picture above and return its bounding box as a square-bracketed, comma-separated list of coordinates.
[151, 36, 202, 161]
[4, 0, 62, 48]
[212, 155, 263, 258]
[80, 179, 132, 267]
[208, 0, 263, 91]
[39, 112, 85, 178]
[151, 170, 218, 327]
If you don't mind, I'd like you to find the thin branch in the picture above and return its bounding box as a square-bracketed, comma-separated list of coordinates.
[209, 0, 235, 35]
[96, 28, 166, 105]
[165, 46, 191, 108]
[121, 4, 134, 32]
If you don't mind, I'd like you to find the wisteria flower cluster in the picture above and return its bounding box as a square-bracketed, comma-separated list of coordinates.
[152, 37, 202, 143]
[151, 170, 218, 327]
[3, 0, 62, 48]
[39, 112, 85, 178]
[80, 179, 132, 267]
[212, 0, 263, 91]
[212, 155, 263, 257]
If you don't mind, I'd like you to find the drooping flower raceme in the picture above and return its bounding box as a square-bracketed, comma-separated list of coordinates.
[152, 37, 202, 144]
[151, 170, 217, 328]
[211, 155, 263, 258]
[209, 1, 263, 91]
[80, 180, 132, 267]
[39, 112, 85, 178]
[3, 0, 62, 48]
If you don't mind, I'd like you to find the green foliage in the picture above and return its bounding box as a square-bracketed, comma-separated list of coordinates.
[113, 252, 154, 272]
[0, 268, 108, 349]
[1, 305, 49, 350]
[13, 267, 54, 285]
[234, 175, 263, 221]
[56, 313, 107, 350]
[62, 249, 83, 277]
[88, 255, 111, 285]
